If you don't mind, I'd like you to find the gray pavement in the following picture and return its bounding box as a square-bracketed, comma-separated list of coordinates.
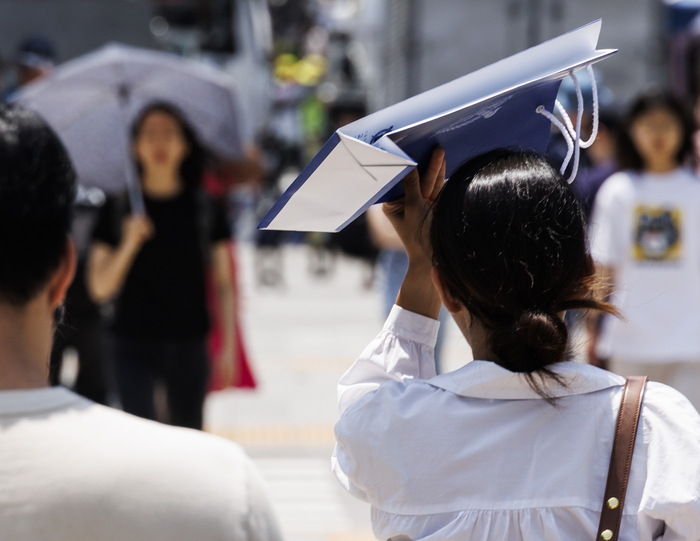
[204, 243, 471, 541]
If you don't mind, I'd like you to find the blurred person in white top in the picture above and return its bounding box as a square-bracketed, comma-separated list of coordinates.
[589, 90, 700, 410]
[333, 148, 700, 540]
[0, 103, 283, 541]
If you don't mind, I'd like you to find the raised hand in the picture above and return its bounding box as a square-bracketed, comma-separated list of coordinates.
[122, 214, 155, 251]
[382, 147, 446, 266]
[384, 147, 446, 319]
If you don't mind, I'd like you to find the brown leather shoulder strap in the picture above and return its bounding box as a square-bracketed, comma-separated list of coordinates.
[596, 375, 648, 541]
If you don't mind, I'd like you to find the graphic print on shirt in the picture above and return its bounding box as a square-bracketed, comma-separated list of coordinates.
[633, 206, 682, 262]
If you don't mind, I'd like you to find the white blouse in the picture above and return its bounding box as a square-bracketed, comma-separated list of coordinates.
[332, 306, 700, 540]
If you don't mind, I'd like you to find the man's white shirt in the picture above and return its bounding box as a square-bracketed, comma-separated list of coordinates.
[0, 387, 282, 541]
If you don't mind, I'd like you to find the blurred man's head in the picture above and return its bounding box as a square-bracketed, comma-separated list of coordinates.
[15, 36, 56, 87]
[328, 93, 367, 131]
[587, 108, 619, 166]
[0, 104, 76, 306]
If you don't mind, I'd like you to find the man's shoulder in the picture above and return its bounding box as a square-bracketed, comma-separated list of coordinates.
[0, 390, 279, 541]
[10, 389, 252, 479]
[76, 398, 247, 462]
[5, 389, 254, 506]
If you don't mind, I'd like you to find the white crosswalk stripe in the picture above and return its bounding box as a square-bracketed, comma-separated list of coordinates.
[253, 457, 355, 538]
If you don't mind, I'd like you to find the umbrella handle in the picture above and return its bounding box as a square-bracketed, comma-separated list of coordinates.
[118, 90, 146, 215]
[125, 160, 146, 215]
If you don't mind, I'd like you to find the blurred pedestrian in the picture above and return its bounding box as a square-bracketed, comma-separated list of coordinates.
[10, 35, 116, 405]
[0, 35, 55, 101]
[570, 108, 619, 220]
[334, 147, 700, 539]
[588, 90, 700, 410]
[323, 97, 378, 286]
[0, 103, 282, 541]
[87, 102, 236, 430]
[563, 110, 619, 336]
[49, 186, 111, 404]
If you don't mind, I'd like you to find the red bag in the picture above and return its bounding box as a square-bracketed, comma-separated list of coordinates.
[205, 242, 256, 391]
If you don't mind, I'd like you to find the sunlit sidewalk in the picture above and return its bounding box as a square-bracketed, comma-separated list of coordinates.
[205, 243, 469, 540]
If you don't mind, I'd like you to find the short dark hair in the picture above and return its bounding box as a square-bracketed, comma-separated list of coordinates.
[597, 107, 619, 134]
[430, 150, 615, 394]
[16, 35, 56, 66]
[131, 102, 208, 189]
[616, 89, 696, 172]
[0, 104, 76, 305]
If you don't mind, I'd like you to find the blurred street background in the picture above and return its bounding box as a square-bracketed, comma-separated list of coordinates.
[204, 243, 469, 541]
[4, 0, 700, 539]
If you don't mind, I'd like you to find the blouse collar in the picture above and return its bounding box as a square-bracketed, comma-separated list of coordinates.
[428, 360, 625, 400]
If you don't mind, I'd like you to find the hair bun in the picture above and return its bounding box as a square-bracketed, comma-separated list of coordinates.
[490, 311, 568, 373]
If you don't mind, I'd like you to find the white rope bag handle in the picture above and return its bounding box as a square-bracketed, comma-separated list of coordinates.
[536, 64, 599, 184]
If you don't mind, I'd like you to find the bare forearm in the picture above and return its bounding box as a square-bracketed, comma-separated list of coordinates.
[87, 242, 141, 303]
[218, 283, 236, 349]
[384, 147, 446, 321]
[212, 242, 236, 350]
[396, 262, 442, 320]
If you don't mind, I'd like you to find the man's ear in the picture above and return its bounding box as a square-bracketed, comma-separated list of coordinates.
[48, 238, 77, 310]
[431, 266, 462, 314]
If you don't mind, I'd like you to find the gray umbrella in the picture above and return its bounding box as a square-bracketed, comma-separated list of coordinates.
[14, 43, 244, 213]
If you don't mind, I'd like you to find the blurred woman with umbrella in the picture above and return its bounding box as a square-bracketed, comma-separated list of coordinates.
[88, 102, 244, 429]
[14, 44, 257, 427]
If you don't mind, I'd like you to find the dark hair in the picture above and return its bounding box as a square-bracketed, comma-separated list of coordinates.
[131, 102, 208, 189]
[616, 89, 696, 172]
[0, 104, 76, 305]
[430, 150, 615, 394]
[16, 35, 56, 64]
[597, 107, 619, 134]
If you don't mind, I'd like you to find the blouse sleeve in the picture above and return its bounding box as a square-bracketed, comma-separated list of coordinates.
[337, 305, 440, 417]
[638, 382, 700, 539]
[332, 305, 439, 501]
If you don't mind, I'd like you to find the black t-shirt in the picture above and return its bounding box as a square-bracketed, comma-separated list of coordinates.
[92, 189, 230, 340]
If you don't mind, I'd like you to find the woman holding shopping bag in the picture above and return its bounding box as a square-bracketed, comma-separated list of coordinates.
[332, 148, 700, 539]
[88, 102, 242, 429]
